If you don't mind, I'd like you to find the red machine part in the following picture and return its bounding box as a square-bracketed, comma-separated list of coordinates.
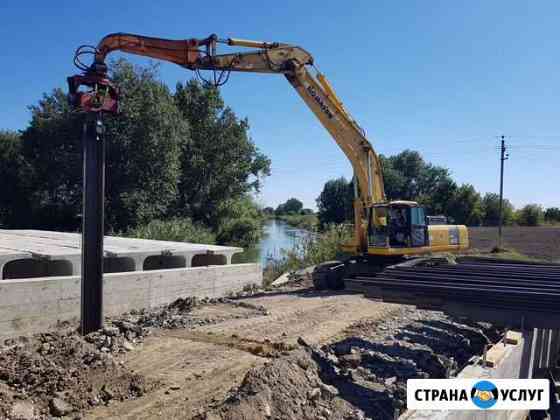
[67, 72, 119, 113]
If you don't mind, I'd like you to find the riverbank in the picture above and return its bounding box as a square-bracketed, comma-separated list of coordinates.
[232, 219, 313, 266]
[274, 214, 319, 231]
[226, 219, 351, 287]
[262, 223, 352, 286]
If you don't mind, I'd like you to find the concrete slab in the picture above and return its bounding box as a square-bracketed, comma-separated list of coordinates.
[0, 230, 243, 279]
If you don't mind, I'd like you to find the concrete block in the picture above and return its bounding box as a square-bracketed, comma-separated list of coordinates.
[483, 343, 507, 368]
[506, 331, 522, 345]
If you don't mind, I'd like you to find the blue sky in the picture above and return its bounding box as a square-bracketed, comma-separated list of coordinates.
[1, 1, 558, 210]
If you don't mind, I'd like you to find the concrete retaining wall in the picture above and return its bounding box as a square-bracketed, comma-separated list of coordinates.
[0, 263, 261, 338]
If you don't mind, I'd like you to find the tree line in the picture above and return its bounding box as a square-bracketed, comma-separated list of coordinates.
[261, 199, 317, 231]
[316, 150, 558, 228]
[0, 60, 270, 246]
[2, 60, 555, 246]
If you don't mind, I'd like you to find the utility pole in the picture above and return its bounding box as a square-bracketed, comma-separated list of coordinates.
[497, 135, 508, 250]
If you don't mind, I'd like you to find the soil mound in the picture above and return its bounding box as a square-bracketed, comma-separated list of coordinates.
[0, 327, 151, 419]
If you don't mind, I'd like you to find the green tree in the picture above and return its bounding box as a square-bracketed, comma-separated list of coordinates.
[316, 151, 481, 226]
[516, 204, 544, 226]
[174, 80, 270, 229]
[285, 198, 304, 214]
[385, 150, 425, 199]
[20, 88, 84, 229]
[215, 195, 264, 246]
[446, 184, 482, 225]
[379, 155, 407, 200]
[544, 207, 560, 223]
[276, 198, 303, 215]
[3, 60, 270, 248]
[263, 207, 275, 216]
[419, 178, 458, 216]
[316, 177, 353, 226]
[126, 218, 215, 244]
[0, 131, 31, 227]
[104, 60, 188, 231]
[379, 151, 486, 225]
[380, 150, 456, 214]
[20, 60, 188, 232]
[481, 193, 514, 226]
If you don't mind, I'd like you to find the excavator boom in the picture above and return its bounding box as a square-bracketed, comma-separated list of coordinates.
[68, 32, 468, 257]
[70, 32, 385, 252]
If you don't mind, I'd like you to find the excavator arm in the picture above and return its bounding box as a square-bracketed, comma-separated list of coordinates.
[69, 33, 386, 252]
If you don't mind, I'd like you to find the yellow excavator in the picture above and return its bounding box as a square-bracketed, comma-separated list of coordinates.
[68, 33, 469, 289]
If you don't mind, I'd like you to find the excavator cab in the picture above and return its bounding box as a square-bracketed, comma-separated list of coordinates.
[368, 201, 428, 250]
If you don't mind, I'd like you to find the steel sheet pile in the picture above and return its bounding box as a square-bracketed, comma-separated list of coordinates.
[346, 259, 560, 329]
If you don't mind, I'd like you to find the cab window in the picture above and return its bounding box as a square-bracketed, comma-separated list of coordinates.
[410, 207, 426, 226]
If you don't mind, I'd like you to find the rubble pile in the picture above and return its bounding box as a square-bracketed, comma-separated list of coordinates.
[0, 328, 150, 419]
[123, 296, 269, 330]
[83, 296, 269, 354]
[205, 308, 501, 420]
[0, 295, 269, 418]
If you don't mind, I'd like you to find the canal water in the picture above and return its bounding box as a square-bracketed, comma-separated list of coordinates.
[232, 219, 310, 266]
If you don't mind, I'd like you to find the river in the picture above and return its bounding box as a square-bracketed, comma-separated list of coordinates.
[232, 219, 310, 266]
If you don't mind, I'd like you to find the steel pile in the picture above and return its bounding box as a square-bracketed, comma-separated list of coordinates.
[346, 259, 560, 329]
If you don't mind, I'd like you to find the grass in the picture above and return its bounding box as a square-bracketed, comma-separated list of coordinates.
[483, 247, 550, 263]
[124, 217, 216, 244]
[460, 242, 553, 264]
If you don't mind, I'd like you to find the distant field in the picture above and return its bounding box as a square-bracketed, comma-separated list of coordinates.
[468, 226, 560, 262]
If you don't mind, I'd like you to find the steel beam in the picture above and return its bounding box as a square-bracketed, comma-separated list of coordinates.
[80, 113, 105, 335]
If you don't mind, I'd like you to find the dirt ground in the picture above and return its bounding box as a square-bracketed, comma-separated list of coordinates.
[468, 225, 560, 261]
[84, 289, 399, 420]
[202, 306, 499, 420]
[0, 283, 500, 420]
